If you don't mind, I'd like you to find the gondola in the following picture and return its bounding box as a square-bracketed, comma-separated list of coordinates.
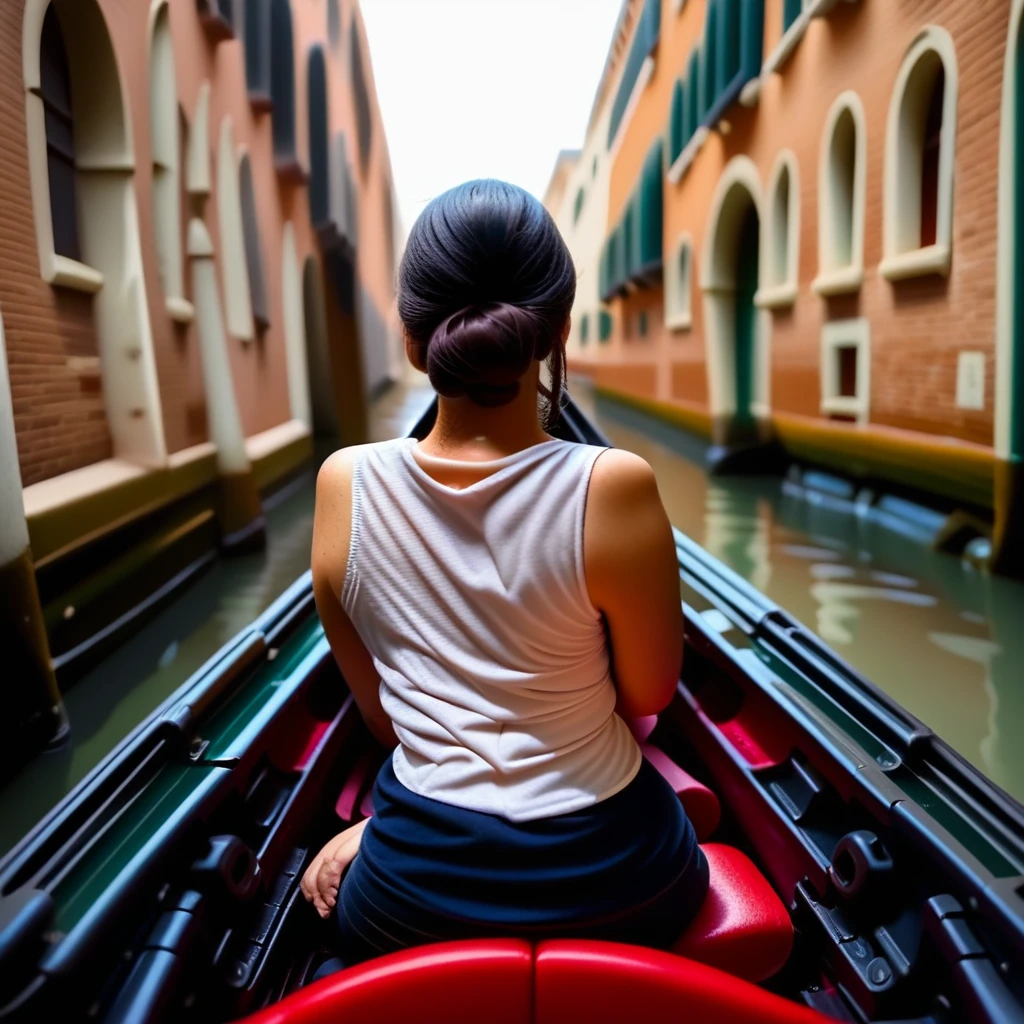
[1, 397, 1023, 1024]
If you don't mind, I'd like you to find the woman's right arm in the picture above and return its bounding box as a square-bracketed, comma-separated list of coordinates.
[583, 449, 684, 720]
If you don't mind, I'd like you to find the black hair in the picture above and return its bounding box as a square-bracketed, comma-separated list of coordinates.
[397, 179, 576, 428]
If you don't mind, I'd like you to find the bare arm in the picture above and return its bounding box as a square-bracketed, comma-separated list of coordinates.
[311, 450, 398, 750]
[583, 449, 684, 719]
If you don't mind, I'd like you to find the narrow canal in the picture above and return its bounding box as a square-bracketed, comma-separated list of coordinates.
[578, 383, 1024, 808]
[2, 374, 1022, 857]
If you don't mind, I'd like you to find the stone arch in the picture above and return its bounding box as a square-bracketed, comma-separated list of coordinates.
[700, 156, 767, 445]
[23, 0, 166, 465]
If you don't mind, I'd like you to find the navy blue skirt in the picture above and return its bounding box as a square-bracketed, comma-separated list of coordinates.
[332, 755, 709, 965]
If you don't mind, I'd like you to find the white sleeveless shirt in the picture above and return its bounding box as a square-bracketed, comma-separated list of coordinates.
[340, 436, 642, 822]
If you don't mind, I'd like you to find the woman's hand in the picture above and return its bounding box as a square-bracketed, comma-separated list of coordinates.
[300, 818, 369, 919]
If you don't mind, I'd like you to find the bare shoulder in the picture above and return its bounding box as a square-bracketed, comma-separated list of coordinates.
[588, 447, 660, 511]
[317, 442, 378, 492]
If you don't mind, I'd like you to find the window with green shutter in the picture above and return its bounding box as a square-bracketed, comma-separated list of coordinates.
[669, 79, 685, 165]
[639, 310, 648, 337]
[580, 314, 590, 345]
[636, 137, 664, 279]
[574, 187, 585, 224]
[700, 0, 718, 120]
[686, 49, 700, 145]
[607, 0, 662, 147]
[698, 0, 764, 130]
[783, 0, 802, 31]
[599, 310, 613, 342]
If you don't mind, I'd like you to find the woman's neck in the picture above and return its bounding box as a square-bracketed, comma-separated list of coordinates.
[421, 365, 551, 460]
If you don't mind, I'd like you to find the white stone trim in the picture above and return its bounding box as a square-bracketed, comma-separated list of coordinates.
[166, 296, 195, 324]
[664, 232, 694, 331]
[757, 149, 800, 308]
[148, 0, 188, 309]
[995, 0, 1024, 459]
[245, 418, 310, 462]
[609, 56, 654, 160]
[881, 26, 958, 282]
[23, 0, 166, 467]
[820, 317, 871, 423]
[216, 117, 255, 343]
[666, 127, 708, 185]
[281, 222, 312, 429]
[700, 156, 766, 423]
[762, 0, 862, 81]
[0, 308, 31, 562]
[813, 90, 867, 295]
[187, 81, 212, 197]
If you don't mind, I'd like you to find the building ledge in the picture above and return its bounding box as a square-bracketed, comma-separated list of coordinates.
[246, 419, 313, 493]
[667, 128, 708, 185]
[166, 296, 195, 325]
[609, 57, 654, 158]
[25, 442, 218, 566]
[665, 312, 693, 332]
[51, 256, 104, 294]
[879, 244, 951, 282]
[820, 396, 867, 423]
[755, 282, 798, 309]
[812, 265, 863, 296]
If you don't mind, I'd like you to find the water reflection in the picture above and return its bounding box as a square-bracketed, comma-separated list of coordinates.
[581, 388, 1024, 806]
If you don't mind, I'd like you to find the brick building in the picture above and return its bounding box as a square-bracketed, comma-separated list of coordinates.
[548, 0, 1024, 579]
[0, 0, 401, 764]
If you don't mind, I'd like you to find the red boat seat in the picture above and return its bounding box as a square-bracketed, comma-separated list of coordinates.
[238, 940, 824, 1024]
[240, 940, 533, 1024]
[673, 842, 793, 982]
[641, 742, 721, 840]
[534, 941, 826, 1024]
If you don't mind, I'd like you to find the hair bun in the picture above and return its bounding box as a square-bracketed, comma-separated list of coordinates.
[424, 303, 553, 408]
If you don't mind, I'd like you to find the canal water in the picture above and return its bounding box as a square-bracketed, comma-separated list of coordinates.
[578, 384, 1024, 808]
[0, 372, 436, 857]
[2, 372, 1022, 857]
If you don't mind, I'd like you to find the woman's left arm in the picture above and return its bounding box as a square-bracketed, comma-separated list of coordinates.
[312, 451, 398, 750]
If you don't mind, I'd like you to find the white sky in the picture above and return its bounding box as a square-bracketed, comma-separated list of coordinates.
[359, 0, 624, 240]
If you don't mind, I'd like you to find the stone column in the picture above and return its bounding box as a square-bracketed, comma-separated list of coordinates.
[187, 218, 265, 551]
[0, 311, 67, 761]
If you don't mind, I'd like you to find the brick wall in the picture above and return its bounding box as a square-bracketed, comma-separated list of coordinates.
[599, 0, 1011, 452]
[0, 4, 113, 486]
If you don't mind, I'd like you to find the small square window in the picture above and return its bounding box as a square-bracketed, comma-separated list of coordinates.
[821, 318, 870, 424]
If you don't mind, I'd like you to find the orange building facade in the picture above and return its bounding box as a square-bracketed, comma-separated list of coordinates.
[551, 0, 1024, 579]
[0, 0, 400, 763]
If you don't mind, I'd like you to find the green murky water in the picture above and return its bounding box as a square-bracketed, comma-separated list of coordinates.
[3, 373, 1022, 858]
[580, 386, 1024, 807]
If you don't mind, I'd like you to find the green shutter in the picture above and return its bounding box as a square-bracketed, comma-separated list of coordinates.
[607, 0, 662, 147]
[669, 79, 685, 164]
[580, 314, 589, 344]
[740, 0, 765, 81]
[599, 310, 613, 342]
[783, 0, 802, 31]
[700, 1, 718, 121]
[639, 310, 648, 337]
[623, 202, 637, 281]
[686, 50, 700, 143]
[573, 187, 585, 224]
[718, 0, 742, 96]
[637, 138, 664, 278]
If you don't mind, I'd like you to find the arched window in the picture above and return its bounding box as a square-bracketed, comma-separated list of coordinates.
[307, 45, 330, 227]
[239, 155, 269, 330]
[149, 0, 191, 322]
[665, 234, 693, 330]
[217, 117, 254, 341]
[350, 16, 372, 175]
[270, 0, 297, 168]
[328, 0, 341, 48]
[40, 6, 80, 263]
[814, 91, 867, 296]
[758, 150, 800, 308]
[244, 0, 270, 108]
[881, 27, 959, 281]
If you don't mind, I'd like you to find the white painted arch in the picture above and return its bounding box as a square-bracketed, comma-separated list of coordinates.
[757, 148, 800, 308]
[700, 156, 770, 425]
[813, 90, 868, 296]
[22, 0, 166, 467]
[664, 231, 694, 331]
[881, 25, 959, 281]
